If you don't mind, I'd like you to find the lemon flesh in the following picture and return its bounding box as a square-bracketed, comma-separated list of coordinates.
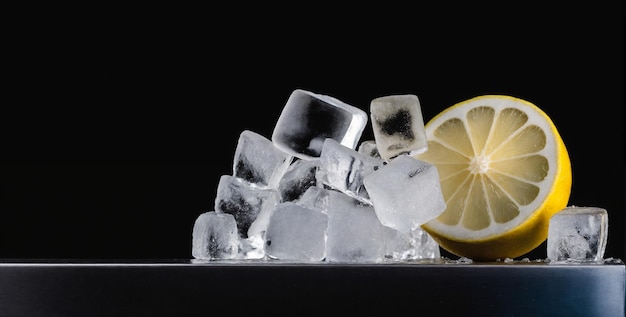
[415, 95, 572, 261]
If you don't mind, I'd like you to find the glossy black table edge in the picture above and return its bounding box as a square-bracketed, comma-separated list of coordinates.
[1, 258, 624, 317]
[1, 257, 623, 265]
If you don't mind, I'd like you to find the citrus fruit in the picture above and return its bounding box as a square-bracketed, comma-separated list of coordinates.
[414, 95, 572, 261]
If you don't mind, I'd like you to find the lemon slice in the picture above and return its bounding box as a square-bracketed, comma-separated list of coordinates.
[415, 95, 572, 261]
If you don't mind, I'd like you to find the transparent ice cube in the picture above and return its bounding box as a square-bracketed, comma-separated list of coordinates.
[271, 89, 368, 160]
[316, 138, 383, 204]
[214, 175, 280, 239]
[357, 140, 381, 159]
[383, 226, 440, 261]
[324, 190, 385, 262]
[370, 94, 427, 160]
[192, 211, 239, 260]
[277, 158, 319, 202]
[547, 206, 608, 263]
[238, 234, 266, 260]
[233, 130, 293, 189]
[363, 155, 446, 233]
[296, 186, 332, 212]
[264, 202, 328, 261]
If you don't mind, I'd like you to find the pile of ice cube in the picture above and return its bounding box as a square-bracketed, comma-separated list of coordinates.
[192, 89, 610, 263]
[192, 89, 444, 262]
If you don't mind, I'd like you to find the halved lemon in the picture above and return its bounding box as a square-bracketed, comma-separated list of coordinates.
[414, 95, 572, 261]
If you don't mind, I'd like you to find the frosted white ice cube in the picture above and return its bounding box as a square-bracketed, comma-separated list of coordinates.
[264, 202, 328, 261]
[233, 130, 293, 189]
[192, 211, 239, 260]
[363, 155, 446, 233]
[370, 94, 427, 160]
[547, 206, 608, 263]
[271, 89, 368, 160]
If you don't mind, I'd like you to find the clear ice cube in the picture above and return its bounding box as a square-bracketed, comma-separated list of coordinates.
[214, 175, 280, 239]
[238, 234, 266, 260]
[192, 211, 239, 260]
[233, 130, 293, 189]
[357, 140, 381, 159]
[316, 138, 383, 204]
[382, 226, 440, 261]
[277, 158, 319, 202]
[271, 89, 368, 160]
[370, 94, 427, 160]
[547, 206, 608, 263]
[264, 202, 328, 261]
[324, 189, 385, 262]
[296, 186, 332, 212]
[363, 155, 446, 233]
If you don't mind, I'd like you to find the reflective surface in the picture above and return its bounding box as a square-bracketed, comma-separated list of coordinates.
[1, 259, 624, 316]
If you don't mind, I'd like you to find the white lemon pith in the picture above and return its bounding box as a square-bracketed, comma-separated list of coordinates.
[415, 95, 572, 261]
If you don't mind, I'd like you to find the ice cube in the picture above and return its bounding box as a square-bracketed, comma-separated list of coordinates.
[264, 202, 328, 261]
[238, 234, 266, 260]
[370, 94, 427, 160]
[324, 189, 385, 262]
[214, 175, 280, 239]
[296, 186, 332, 212]
[233, 130, 293, 189]
[192, 211, 239, 260]
[363, 155, 446, 233]
[357, 140, 381, 159]
[547, 206, 608, 263]
[382, 226, 440, 261]
[277, 158, 319, 202]
[316, 138, 384, 204]
[271, 89, 368, 160]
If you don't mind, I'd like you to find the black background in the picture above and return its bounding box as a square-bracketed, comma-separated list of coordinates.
[5, 4, 624, 261]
